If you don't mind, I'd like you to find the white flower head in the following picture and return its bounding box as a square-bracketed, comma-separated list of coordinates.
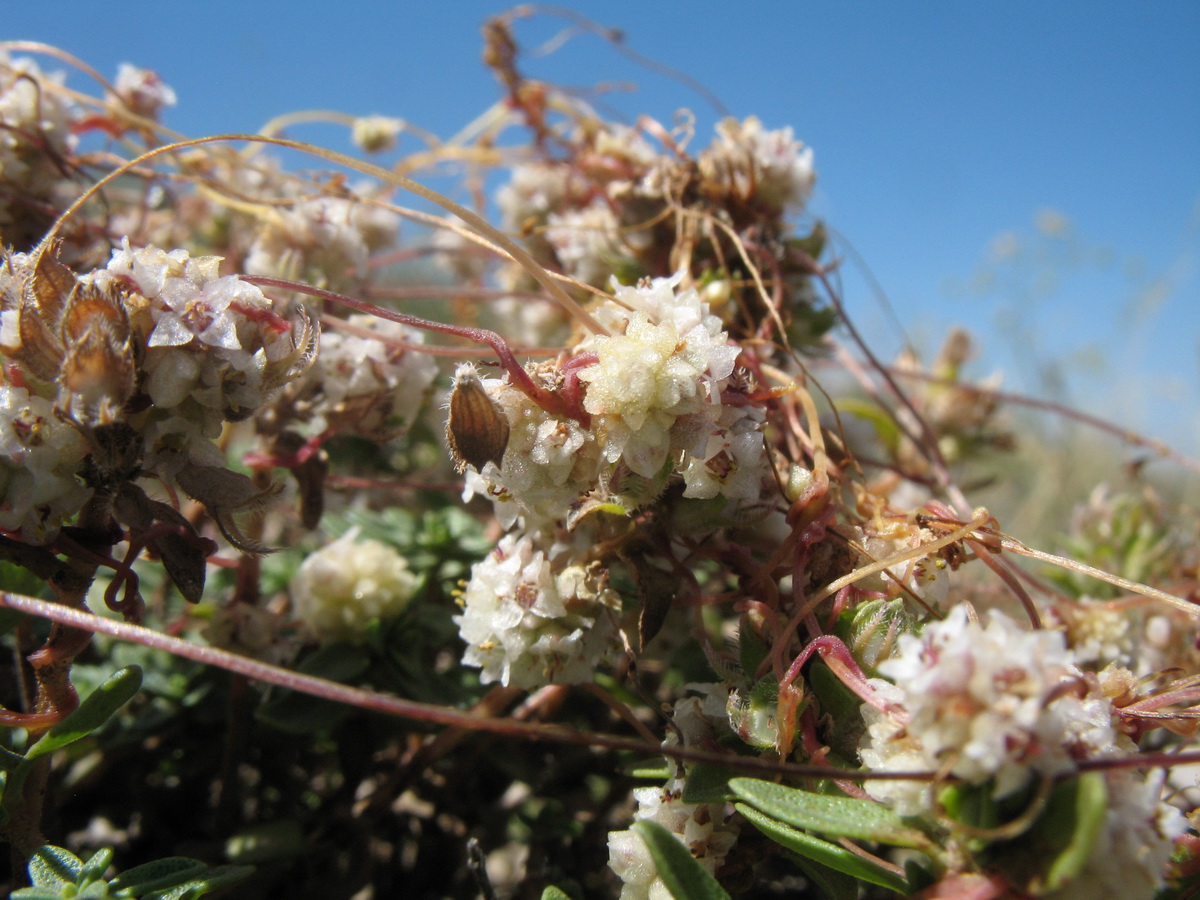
[859, 605, 1123, 815]
[292, 528, 418, 644]
[455, 531, 619, 689]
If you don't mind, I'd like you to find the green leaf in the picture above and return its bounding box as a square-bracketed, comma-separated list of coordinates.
[25, 667, 144, 765]
[141, 865, 255, 900]
[79, 847, 114, 884]
[8, 889, 62, 900]
[681, 762, 734, 804]
[1028, 772, 1108, 893]
[540, 888, 574, 900]
[631, 820, 731, 900]
[107, 856, 206, 893]
[25, 844, 83, 889]
[730, 778, 930, 849]
[4, 667, 143, 806]
[737, 804, 910, 894]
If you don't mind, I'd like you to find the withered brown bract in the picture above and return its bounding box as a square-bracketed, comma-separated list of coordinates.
[446, 363, 509, 472]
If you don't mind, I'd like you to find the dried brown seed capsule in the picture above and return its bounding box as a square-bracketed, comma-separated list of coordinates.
[446, 363, 509, 472]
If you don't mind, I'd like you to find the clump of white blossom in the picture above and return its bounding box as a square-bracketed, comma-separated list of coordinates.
[244, 192, 400, 289]
[0, 384, 90, 540]
[282, 314, 438, 441]
[454, 272, 776, 688]
[858, 605, 1187, 896]
[109, 63, 177, 120]
[464, 272, 767, 535]
[0, 238, 313, 542]
[697, 116, 815, 212]
[859, 605, 1124, 815]
[608, 685, 740, 899]
[292, 528, 418, 643]
[454, 531, 619, 689]
[92, 240, 313, 476]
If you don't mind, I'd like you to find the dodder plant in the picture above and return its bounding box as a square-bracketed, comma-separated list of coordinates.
[0, 11, 1198, 899]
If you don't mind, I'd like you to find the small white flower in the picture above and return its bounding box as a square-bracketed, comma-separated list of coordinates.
[351, 115, 404, 154]
[111, 63, 177, 119]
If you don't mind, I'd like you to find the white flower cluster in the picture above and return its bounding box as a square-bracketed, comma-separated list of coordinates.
[858, 605, 1125, 815]
[455, 531, 619, 689]
[858, 605, 1188, 897]
[244, 193, 400, 289]
[698, 116, 815, 213]
[0, 384, 90, 540]
[608, 686, 740, 899]
[110, 63, 177, 120]
[292, 528, 418, 643]
[466, 273, 767, 531]
[288, 314, 438, 440]
[455, 274, 771, 688]
[1048, 769, 1187, 900]
[0, 239, 313, 542]
[94, 240, 310, 474]
[496, 118, 813, 288]
[0, 54, 77, 240]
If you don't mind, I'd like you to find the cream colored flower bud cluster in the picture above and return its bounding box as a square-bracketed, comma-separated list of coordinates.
[291, 528, 418, 644]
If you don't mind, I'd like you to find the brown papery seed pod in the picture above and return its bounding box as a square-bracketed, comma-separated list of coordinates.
[446, 363, 509, 472]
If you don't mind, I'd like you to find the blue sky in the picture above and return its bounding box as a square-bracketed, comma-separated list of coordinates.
[12, 1, 1200, 456]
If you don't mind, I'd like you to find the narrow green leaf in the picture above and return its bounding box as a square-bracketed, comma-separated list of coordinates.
[681, 762, 734, 804]
[730, 778, 930, 849]
[540, 888, 574, 900]
[8, 889, 62, 900]
[141, 865, 255, 900]
[0, 744, 26, 771]
[1032, 772, 1109, 892]
[107, 856, 206, 893]
[79, 846, 114, 884]
[25, 667, 144, 764]
[737, 804, 910, 894]
[631, 820, 731, 900]
[26, 844, 83, 889]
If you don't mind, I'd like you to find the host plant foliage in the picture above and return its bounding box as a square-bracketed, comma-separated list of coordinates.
[0, 10, 1197, 899]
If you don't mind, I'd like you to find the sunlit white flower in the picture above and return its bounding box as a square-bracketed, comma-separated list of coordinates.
[351, 115, 404, 154]
[292, 528, 418, 643]
[455, 531, 618, 689]
[859, 605, 1124, 815]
